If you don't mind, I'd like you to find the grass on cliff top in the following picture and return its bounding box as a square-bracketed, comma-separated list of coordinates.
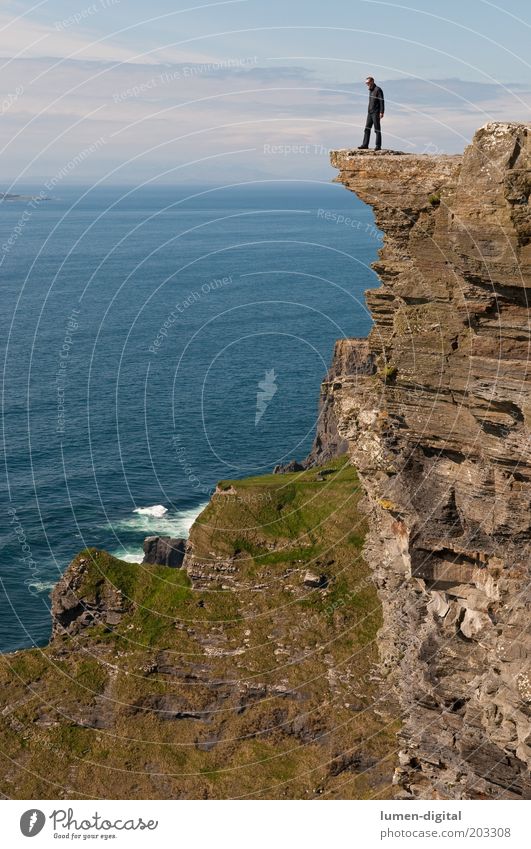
[191, 456, 361, 559]
[68, 456, 364, 636]
[0, 456, 399, 801]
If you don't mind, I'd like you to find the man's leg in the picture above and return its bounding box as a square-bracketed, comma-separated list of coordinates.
[359, 113, 373, 148]
[373, 112, 382, 149]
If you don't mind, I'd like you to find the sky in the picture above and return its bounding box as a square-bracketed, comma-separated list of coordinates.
[1, 0, 530, 187]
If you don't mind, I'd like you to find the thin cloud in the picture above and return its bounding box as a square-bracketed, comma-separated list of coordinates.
[1, 56, 529, 185]
[0, 11, 217, 64]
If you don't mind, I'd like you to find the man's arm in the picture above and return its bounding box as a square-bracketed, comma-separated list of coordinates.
[378, 86, 384, 116]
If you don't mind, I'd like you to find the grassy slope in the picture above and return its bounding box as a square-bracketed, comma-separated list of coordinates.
[0, 458, 399, 799]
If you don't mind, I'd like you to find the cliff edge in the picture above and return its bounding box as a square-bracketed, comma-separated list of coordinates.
[330, 122, 531, 799]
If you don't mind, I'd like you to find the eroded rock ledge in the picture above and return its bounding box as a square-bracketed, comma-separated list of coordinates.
[330, 123, 531, 799]
[273, 338, 377, 473]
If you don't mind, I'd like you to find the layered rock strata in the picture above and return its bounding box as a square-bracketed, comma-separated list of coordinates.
[330, 123, 531, 799]
[303, 338, 377, 467]
[274, 338, 376, 472]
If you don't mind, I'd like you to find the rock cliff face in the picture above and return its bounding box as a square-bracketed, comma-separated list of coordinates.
[274, 338, 377, 473]
[142, 535, 187, 568]
[330, 123, 531, 799]
[303, 338, 377, 467]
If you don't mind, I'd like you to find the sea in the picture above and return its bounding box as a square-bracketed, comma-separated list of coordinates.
[0, 181, 381, 653]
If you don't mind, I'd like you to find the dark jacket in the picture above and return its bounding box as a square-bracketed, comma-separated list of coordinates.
[368, 84, 384, 115]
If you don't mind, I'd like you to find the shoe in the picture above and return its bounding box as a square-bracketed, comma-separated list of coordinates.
[374, 147, 381, 151]
[357, 145, 368, 149]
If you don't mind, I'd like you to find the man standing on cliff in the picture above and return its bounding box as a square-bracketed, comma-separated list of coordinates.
[358, 76, 384, 150]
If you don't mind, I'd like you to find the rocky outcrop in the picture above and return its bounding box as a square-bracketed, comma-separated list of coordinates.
[142, 535, 186, 568]
[274, 338, 376, 472]
[51, 555, 128, 637]
[330, 123, 531, 799]
[273, 459, 304, 474]
[304, 338, 377, 467]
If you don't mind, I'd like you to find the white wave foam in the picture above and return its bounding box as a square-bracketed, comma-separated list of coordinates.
[113, 550, 144, 564]
[133, 504, 168, 518]
[27, 579, 56, 593]
[108, 502, 209, 563]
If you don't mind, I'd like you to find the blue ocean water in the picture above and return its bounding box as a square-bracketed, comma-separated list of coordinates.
[0, 182, 380, 653]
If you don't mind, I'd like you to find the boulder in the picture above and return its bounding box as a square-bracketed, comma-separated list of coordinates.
[142, 536, 186, 568]
[303, 570, 328, 589]
[273, 459, 304, 474]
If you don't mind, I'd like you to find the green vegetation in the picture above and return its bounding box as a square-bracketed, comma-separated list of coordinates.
[0, 457, 398, 800]
[428, 192, 441, 206]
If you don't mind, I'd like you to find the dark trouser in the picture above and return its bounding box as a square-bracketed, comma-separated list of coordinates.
[362, 111, 382, 148]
